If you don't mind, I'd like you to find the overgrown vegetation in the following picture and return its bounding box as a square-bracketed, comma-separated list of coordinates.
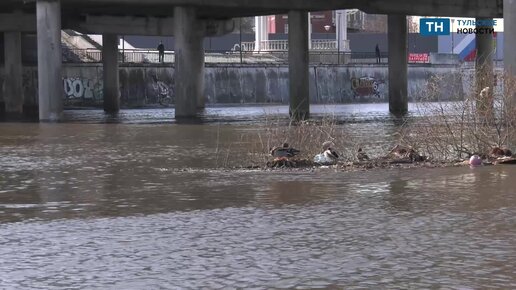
[237, 115, 360, 167]
[398, 68, 516, 161]
[214, 66, 516, 169]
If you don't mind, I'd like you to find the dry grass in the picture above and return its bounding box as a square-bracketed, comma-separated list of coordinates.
[398, 68, 516, 161]
[236, 114, 363, 167]
[216, 66, 516, 168]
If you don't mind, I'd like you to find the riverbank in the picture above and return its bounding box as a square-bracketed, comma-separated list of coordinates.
[247, 159, 473, 171]
[213, 156, 500, 171]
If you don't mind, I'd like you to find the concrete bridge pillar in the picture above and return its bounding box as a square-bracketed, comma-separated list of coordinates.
[3, 31, 24, 119]
[504, 0, 516, 75]
[288, 10, 310, 120]
[388, 14, 408, 115]
[102, 34, 120, 113]
[174, 6, 206, 118]
[475, 18, 494, 113]
[37, 0, 63, 122]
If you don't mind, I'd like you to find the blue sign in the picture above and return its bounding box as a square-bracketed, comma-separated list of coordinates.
[420, 18, 450, 36]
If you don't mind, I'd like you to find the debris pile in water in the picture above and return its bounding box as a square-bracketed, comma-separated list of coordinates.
[259, 144, 516, 171]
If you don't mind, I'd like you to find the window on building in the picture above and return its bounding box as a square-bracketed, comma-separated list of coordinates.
[284, 24, 288, 34]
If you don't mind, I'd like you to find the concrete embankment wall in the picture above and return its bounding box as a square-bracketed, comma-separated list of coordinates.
[0, 63, 464, 108]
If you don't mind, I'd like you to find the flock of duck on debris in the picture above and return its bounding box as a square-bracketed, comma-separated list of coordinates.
[267, 142, 425, 168]
[267, 141, 516, 168]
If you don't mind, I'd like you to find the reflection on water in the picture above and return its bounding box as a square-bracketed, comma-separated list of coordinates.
[1, 105, 516, 289]
[60, 103, 415, 124]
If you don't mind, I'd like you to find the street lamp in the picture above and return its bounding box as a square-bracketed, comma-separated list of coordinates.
[324, 25, 331, 51]
[324, 24, 331, 38]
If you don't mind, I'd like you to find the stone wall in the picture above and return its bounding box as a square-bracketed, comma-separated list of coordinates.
[0, 63, 464, 108]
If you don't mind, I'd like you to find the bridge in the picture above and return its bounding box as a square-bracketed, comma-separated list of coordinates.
[0, 0, 512, 121]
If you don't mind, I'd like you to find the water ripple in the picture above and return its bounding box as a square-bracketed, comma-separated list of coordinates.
[1, 107, 516, 288]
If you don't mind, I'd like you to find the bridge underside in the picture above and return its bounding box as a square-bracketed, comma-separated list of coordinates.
[0, 0, 509, 121]
[0, 0, 503, 19]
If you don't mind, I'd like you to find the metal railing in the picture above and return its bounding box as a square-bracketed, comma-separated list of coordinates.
[67, 48, 176, 63]
[311, 39, 337, 50]
[68, 48, 102, 62]
[63, 48, 394, 65]
[239, 39, 350, 52]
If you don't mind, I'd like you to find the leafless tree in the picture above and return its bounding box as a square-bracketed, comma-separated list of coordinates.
[362, 14, 418, 33]
[234, 17, 255, 33]
[363, 14, 387, 33]
[407, 16, 419, 33]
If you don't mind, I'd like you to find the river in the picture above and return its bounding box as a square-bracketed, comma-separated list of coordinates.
[1, 104, 515, 289]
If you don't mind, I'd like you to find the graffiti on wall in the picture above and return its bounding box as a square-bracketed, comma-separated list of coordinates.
[146, 74, 174, 107]
[63, 77, 103, 101]
[61, 72, 175, 107]
[148, 81, 173, 106]
[351, 76, 385, 99]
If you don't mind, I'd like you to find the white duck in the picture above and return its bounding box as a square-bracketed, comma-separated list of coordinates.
[314, 141, 339, 165]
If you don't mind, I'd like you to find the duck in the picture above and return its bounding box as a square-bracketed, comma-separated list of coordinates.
[323, 141, 339, 157]
[389, 144, 424, 162]
[489, 147, 512, 158]
[270, 143, 300, 160]
[479, 87, 490, 99]
[357, 148, 369, 161]
[389, 144, 409, 158]
[314, 141, 339, 165]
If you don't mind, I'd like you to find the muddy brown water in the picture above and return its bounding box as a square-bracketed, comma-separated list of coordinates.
[1, 104, 516, 289]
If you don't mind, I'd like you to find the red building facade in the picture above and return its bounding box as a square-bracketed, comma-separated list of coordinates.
[268, 11, 336, 34]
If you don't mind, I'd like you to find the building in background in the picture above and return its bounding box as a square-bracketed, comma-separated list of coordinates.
[264, 10, 418, 34]
[268, 11, 335, 33]
[266, 10, 369, 34]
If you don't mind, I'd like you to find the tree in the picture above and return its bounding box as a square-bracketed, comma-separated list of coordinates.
[407, 16, 419, 33]
[363, 14, 418, 33]
[363, 14, 387, 33]
[234, 17, 255, 34]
